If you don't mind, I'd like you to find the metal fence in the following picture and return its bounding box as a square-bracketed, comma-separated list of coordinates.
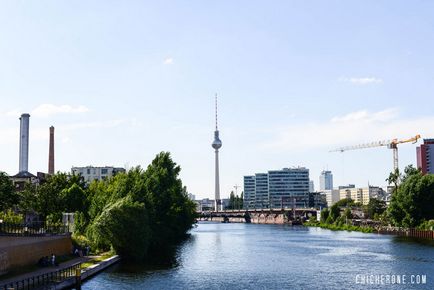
[0, 262, 81, 290]
[0, 222, 69, 237]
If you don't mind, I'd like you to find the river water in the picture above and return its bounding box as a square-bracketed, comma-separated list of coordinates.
[82, 222, 434, 289]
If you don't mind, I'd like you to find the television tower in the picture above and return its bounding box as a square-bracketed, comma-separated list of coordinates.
[212, 95, 222, 212]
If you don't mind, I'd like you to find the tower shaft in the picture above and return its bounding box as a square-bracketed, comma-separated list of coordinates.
[215, 149, 221, 212]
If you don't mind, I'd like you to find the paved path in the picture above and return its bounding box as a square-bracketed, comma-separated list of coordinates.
[0, 256, 89, 286]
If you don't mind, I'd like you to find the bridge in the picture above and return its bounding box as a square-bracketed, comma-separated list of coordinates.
[198, 208, 319, 225]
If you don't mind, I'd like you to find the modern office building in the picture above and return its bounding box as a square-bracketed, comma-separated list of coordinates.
[319, 170, 333, 191]
[243, 175, 256, 209]
[309, 180, 315, 192]
[268, 168, 310, 208]
[416, 139, 434, 174]
[71, 166, 125, 182]
[243, 167, 310, 209]
[255, 173, 269, 208]
[323, 189, 340, 207]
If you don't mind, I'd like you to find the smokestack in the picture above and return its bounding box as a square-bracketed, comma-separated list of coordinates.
[19, 113, 30, 173]
[48, 126, 55, 175]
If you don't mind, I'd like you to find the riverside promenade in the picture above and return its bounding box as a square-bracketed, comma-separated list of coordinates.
[0, 256, 87, 289]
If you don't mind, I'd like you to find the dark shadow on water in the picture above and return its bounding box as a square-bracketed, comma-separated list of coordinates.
[392, 235, 434, 247]
[112, 233, 195, 274]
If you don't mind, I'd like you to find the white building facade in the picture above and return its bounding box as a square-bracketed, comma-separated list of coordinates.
[71, 166, 125, 182]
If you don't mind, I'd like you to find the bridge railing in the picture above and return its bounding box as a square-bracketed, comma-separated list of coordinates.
[0, 262, 81, 290]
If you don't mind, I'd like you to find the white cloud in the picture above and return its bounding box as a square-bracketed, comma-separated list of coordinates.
[264, 108, 433, 152]
[32, 104, 89, 117]
[60, 119, 126, 131]
[331, 108, 398, 123]
[338, 77, 383, 85]
[163, 57, 174, 65]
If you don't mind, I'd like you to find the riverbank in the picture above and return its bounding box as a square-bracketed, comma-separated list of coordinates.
[0, 253, 119, 289]
[57, 254, 120, 289]
[304, 221, 434, 239]
[304, 221, 374, 233]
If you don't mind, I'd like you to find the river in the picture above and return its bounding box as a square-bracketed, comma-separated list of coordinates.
[82, 222, 434, 289]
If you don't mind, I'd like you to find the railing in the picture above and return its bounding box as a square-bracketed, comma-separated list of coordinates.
[0, 262, 81, 290]
[376, 227, 434, 240]
[0, 222, 69, 237]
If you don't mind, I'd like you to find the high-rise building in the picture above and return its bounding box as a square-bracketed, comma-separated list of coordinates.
[243, 175, 256, 209]
[319, 170, 333, 191]
[243, 167, 310, 209]
[309, 180, 314, 192]
[211, 96, 222, 212]
[268, 168, 310, 208]
[416, 139, 434, 174]
[255, 173, 269, 208]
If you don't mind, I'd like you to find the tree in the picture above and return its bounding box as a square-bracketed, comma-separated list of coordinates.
[228, 191, 235, 209]
[365, 198, 386, 219]
[19, 172, 87, 221]
[86, 152, 196, 260]
[142, 152, 196, 248]
[320, 208, 329, 223]
[0, 172, 19, 211]
[388, 171, 434, 227]
[87, 196, 152, 260]
[386, 168, 401, 192]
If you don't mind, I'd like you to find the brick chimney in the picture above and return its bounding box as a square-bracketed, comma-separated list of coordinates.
[48, 126, 55, 175]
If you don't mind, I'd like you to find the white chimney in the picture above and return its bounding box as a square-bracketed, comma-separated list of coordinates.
[19, 113, 30, 173]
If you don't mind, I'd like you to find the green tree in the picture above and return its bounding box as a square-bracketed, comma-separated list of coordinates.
[320, 208, 329, 223]
[228, 191, 235, 209]
[87, 196, 152, 260]
[388, 171, 434, 227]
[365, 198, 386, 219]
[386, 168, 401, 192]
[0, 172, 19, 211]
[142, 152, 196, 248]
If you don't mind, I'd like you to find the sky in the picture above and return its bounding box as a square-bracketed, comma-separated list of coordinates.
[1, 1, 434, 199]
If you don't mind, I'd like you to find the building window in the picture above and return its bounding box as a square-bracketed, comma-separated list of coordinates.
[101, 169, 108, 174]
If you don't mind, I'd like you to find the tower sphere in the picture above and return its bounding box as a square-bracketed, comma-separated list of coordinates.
[212, 131, 222, 149]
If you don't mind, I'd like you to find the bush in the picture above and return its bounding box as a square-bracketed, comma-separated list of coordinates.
[0, 210, 23, 223]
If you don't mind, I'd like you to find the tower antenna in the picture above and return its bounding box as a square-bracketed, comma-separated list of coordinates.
[215, 93, 218, 130]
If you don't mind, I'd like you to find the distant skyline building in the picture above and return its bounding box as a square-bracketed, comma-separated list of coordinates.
[416, 139, 434, 174]
[71, 166, 125, 182]
[319, 170, 333, 191]
[309, 180, 314, 192]
[211, 96, 222, 212]
[244, 167, 310, 209]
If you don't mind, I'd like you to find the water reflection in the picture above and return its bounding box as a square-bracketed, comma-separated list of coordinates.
[83, 222, 434, 290]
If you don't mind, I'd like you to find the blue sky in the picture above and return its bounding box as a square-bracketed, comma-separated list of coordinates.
[1, 1, 433, 199]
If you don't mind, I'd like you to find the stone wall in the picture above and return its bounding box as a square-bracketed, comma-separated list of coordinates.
[0, 235, 72, 275]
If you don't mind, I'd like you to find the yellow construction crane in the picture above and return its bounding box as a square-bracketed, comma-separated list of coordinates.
[330, 135, 421, 172]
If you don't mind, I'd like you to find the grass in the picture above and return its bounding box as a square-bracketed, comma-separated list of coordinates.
[80, 251, 115, 270]
[304, 221, 374, 233]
